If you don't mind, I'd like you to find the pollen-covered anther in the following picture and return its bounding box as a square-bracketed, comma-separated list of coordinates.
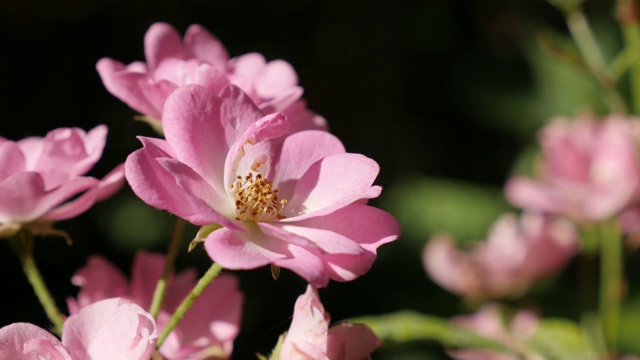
[231, 172, 287, 222]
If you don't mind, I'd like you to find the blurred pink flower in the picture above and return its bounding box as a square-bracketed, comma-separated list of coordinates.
[505, 115, 640, 222]
[279, 285, 381, 360]
[67, 251, 242, 360]
[0, 298, 157, 360]
[125, 85, 399, 288]
[97, 22, 326, 133]
[423, 212, 577, 299]
[447, 304, 541, 360]
[0, 125, 124, 238]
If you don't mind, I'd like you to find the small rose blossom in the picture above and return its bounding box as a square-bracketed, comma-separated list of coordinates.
[97, 22, 326, 133]
[0, 125, 124, 238]
[0, 298, 157, 360]
[447, 304, 541, 360]
[279, 285, 381, 360]
[125, 85, 400, 288]
[67, 251, 242, 360]
[505, 115, 640, 222]
[423, 212, 577, 299]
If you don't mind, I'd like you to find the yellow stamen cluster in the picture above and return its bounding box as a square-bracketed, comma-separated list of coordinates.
[231, 172, 287, 222]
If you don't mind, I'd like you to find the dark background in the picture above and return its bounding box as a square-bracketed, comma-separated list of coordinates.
[0, 0, 626, 359]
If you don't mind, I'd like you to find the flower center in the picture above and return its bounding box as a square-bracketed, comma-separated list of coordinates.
[231, 172, 287, 222]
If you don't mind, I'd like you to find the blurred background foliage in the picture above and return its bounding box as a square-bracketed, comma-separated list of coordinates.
[2, 0, 640, 358]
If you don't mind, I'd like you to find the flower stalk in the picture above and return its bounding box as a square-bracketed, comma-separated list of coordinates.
[563, 5, 627, 113]
[149, 217, 187, 318]
[598, 219, 623, 352]
[9, 230, 65, 334]
[617, 0, 640, 114]
[156, 262, 223, 347]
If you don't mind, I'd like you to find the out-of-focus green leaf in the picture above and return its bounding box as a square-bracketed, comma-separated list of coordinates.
[349, 311, 507, 352]
[450, 18, 619, 137]
[618, 294, 640, 353]
[382, 177, 511, 247]
[104, 194, 174, 253]
[528, 318, 598, 360]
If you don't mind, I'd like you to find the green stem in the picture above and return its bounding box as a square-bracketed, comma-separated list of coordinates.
[618, 0, 640, 114]
[9, 231, 65, 334]
[566, 7, 628, 113]
[156, 262, 223, 347]
[149, 217, 187, 318]
[598, 219, 623, 352]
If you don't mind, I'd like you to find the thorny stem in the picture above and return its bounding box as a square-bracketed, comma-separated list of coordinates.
[156, 262, 223, 347]
[9, 230, 65, 334]
[149, 217, 187, 318]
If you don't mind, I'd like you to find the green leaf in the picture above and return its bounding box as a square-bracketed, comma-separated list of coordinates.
[618, 294, 640, 353]
[348, 311, 507, 352]
[382, 177, 511, 247]
[528, 318, 598, 360]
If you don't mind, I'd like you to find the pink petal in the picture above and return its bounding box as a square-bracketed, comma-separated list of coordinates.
[43, 163, 125, 221]
[217, 85, 266, 146]
[505, 177, 560, 215]
[62, 298, 157, 360]
[145, 22, 185, 70]
[270, 130, 345, 200]
[284, 153, 382, 220]
[255, 60, 299, 99]
[34, 127, 94, 189]
[327, 323, 382, 360]
[157, 158, 236, 226]
[162, 85, 228, 182]
[203, 226, 286, 269]
[161, 268, 198, 313]
[282, 100, 329, 133]
[161, 274, 242, 359]
[0, 323, 71, 359]
[96, 58, 166, 120]
[0, 172, 96, 223]
[0, 141, 26, 182]
[281, 285, 329, 359]
[272, 245, 329, 287]
[67, 255, 129, 314]
[423, 235, 479, 296]
[223, 112, 289, 191]
[129, 252, 166, 309]
[16, 136, 44, 170]
[184, 24, 229, 68]
[126, 137, 231, 227]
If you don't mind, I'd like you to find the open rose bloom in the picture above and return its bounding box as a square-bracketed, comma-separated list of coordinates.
[0, 298, 157, 360]
[67, 251, 242, 359]
[423, 212, 577, 299]
[97, 22, 326, 133]
[125, 84, 400, 288]
[279, 285, 381, 360]
[506, 115, 640, 222]
[0, 125, 124, 237]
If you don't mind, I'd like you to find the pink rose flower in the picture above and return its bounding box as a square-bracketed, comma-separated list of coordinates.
[67, 251, 242, 359]
[0, 298, 157, 360]
[97, 22, 326, 133]
[125, 85, 400, 288]
[279, 285, 382, 360]
[505, 115, 640, 222]
[423, 212, 577, 299]
[0, 125, 124, 238]
[447, 304, 540, 360]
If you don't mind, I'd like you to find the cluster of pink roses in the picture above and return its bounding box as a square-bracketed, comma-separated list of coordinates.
[422, 114, 640, 358]
[0, 22, 400, 359]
